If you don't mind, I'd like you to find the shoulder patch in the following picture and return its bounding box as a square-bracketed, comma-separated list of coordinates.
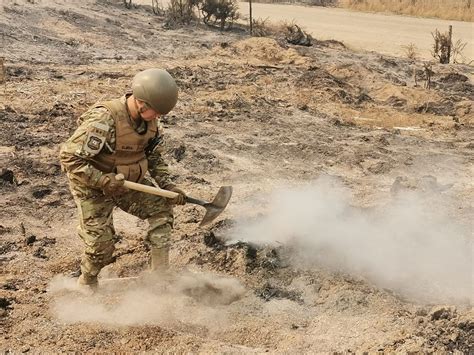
[87, 136, 103, 150]
[82, 130, 106, 156]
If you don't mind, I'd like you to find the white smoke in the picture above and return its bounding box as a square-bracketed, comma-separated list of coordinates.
[228, 177, 472, 304]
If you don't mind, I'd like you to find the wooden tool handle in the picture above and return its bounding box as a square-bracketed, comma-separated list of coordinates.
[123, 180, 178, 199]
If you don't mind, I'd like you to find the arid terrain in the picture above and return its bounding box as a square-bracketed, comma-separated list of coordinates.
[1, 0, 473, 353]
[136, 0, 474, 61]
[236, 1, 474, 61]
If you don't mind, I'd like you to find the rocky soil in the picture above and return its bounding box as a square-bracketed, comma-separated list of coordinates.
[1, 0, 473, 353]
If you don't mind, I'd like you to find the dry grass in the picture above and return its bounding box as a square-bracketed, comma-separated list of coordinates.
[341, 0, 474, 22]
[250, 17, 293, 36]
[245, 0, 337, 5]
[251, 18, 312, 46]
[246, 0, 472, 21]
[401, 43, 419, 60]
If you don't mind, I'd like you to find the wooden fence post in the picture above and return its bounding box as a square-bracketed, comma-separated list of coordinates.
[447, 25, 452, 64]
[249, 0, 253, 35]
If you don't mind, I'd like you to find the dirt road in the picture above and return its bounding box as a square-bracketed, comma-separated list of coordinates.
[237, 2, 474, 61]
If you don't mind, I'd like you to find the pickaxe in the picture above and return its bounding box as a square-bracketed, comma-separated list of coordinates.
[122, 178, 232, 226]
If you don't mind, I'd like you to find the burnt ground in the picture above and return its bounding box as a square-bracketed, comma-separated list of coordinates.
[1, 0, 473, 353]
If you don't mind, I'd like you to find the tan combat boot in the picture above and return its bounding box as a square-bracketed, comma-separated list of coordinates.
[77, 273, 98, 294]
[150, 247, 170, 272]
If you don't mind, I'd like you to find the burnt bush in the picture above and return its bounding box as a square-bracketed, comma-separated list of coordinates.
[432, 29, 451, 64]
[199, 0, 239, 30]
[165, 0, 197, 25]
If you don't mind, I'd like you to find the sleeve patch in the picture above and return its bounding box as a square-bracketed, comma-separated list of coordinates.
[82, 131, 106, 156]
[87, 136, 103, 150]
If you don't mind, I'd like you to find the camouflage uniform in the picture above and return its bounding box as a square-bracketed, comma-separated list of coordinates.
[60, 95, 174, 279]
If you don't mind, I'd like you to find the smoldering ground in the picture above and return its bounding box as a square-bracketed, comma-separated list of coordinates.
[228, 177, 472, 304]
[48, 271, 246, 328]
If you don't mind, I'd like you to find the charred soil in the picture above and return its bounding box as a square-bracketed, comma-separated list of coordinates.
[1, 0, 473, 353]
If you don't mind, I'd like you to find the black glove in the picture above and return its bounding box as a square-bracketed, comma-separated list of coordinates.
[99, 173, 128, 196]
[166, 185, 187, 205]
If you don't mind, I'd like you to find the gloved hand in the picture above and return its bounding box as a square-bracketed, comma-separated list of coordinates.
[167, 185, 187, 205]
[99, 173, 128, 196]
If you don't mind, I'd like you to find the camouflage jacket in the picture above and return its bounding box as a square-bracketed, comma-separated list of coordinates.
[59, 95, 174, 189]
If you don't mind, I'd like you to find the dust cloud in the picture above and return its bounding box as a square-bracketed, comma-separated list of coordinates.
[228, 177, 472, 304]
[48, 271, 246, 327]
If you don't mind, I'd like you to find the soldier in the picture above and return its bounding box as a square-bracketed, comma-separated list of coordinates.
[60, 68, 186, 290]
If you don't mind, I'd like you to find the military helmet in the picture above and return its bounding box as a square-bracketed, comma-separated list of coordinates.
[131, 68, 178, 115]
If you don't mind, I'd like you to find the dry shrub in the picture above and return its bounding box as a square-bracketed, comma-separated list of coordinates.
[451, 39, 469, 64]
[199, 0, 239, 30]
[430, 28, 469, 64]
[152, 0, 164, 15]
[164, 0, 240, 30]
[251, 17, 285, 37]
[423, 62, 433, 89]
[341, 0, 474, 22]
[165, 0, 197, 25]
[431, 29, 451, 64]
[401, 43, 418, 60]
[251, 17, 273, 37]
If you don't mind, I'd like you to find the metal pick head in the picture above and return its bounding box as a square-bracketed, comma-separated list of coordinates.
[200, 186, 233, 226]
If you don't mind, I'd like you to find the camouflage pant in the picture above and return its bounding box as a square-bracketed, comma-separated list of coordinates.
[69, 179, 173, 278]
